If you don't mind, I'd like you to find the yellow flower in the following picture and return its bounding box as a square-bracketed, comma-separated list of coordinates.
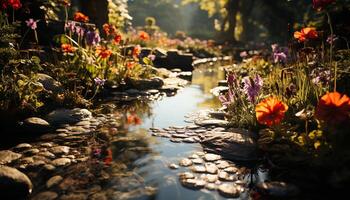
[314, 141, 321, 149]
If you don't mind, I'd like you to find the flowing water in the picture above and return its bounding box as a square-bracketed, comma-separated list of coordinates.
[103, 65, 259, 199]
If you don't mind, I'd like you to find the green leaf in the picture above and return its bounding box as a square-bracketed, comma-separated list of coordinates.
[31, 56, 41, 65]
[143, 57, 151, 65]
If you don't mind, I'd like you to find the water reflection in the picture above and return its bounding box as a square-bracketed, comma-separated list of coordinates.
[106, 65, 239, 199]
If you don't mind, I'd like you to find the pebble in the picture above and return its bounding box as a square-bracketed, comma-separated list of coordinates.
[191, 165, 206, 173]
[169, 163, 179, 169]
[14, 143, 32, 151]
[32, 191, 58, 200]
[51, 158, 71, 166]
[46, 175, 63, 188]
[178, 172, 195, 180]
[205, 163, 218, 174]
[179, 158, 193, 167]
[23, 148, 40, 156]
[182, 138, 196, 143]
[180, 178, 206, 189]
[50, 146, 70, 155]
[188, 154, 199, 159]
[218, 183, 240, 198]
[205, 183, 217, 190]
[218, 171, 235, 181]
[204, 153, 221, 162]
[0, 150, 22, 165]
[192, 158, 204, 164]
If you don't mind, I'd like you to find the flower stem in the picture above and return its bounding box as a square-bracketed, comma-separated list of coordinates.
[326, 11, 336, 91]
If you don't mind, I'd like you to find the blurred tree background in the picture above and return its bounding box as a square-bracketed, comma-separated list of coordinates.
[128, 0, 350, 45]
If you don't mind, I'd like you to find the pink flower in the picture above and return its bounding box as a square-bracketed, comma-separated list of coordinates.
[25, 19, 38, 30]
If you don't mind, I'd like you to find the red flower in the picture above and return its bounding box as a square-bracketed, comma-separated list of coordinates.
[294, 27, 318, 42]
[132, 45, 141, 57]
[96, 46, 112, 59]
[61, 43, 76, 53]
[255, 96, 289, 126]
[103, 23, 117, 36]
[313, 0, 335, 10]
[139, 31, 150, 41]
[114, 34, 122, 44]
[127, 113, 142, 125]
[315, 92, 350, 126]
[74, 12, 89, 22]
[4, 0, 22, 10]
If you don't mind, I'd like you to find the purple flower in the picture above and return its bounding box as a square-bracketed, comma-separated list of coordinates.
[86, 30, 101, 46]
[273, 52, 287, 63]
[240, 51, 248, 58]
[311, 68, 331, 86]
[75, 26, 85, 37]
[147, 54, 156, 61]
[219, 89, 235, 107]
[94, 77, 106, 86]
[227, 73, 237, 86]
[242, 75, 263, 103]
[25, 19, 38, 30]
[65, 21, 76, 33]
[326, 35, 338, 44]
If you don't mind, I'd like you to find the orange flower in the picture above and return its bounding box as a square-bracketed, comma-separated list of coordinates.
[61, 43, 76, 53]
[139, 31, 150, 41]
[74, 12, 89, 22]
[114, 34, 122, 44]
[95, 46, 112, 59]
[315, 92, 350, 126]
[294, 27, 318, 42]
[103, 23, 117, 36]
[256, 96, 289, 126]
[127, 62, 135, 69]
[132, 45, 141, 57]
[127, 113, 142, 125]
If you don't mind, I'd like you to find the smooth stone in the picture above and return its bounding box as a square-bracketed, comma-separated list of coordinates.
[60, 193, 87, 200]
[194, 129, 206, 133]
[22, 117, 51, 133]
[180, 178, 206, 189]
[19, 157, 35, 164]
[37, 73, 63, 93]
[27, 160, 46, 169]
[218, 183, 240, 198]
[32, 191, 58, 200]
[13, 143, 32, 151]
[51, 158, 71, 166]
[218, 171, 235, 181]
[90, 192, 107, 200]
[0, 166, 33, 199]
[202, 174, 218, 183]
[256, 181, 299, 197]
[40, 143, 53, 148]
[205, 183, 217, 190]
[22, 148, 40, 156]
[187, 125, 200, 129]
[170, 138, 182, 143]
[50, 146, 70, 155]
[56, 128, 68, 133]
[43, 164, 56, 171]
[195, 119, 229, 127]
[169, 164, 179, 169]
[204, 153, 221, 162]
[46, 108, 92, 125]
[0, 150, 22, 165]
[224, 166, 239, 173]
[38, 151, 55, 159]
[179, 158, 193, 167]
[178, 172, 195, 180]
[216, 160, 231, 169]
[205, 163, 218, 174]
[183, 138, 196, 143]
[188, 154, 200, 159]
[172, 134, 188, 138]
[192, 158, 204, 164]
[46, 175, 63, 188]
[191, 165, 206, 173]
[201, 130, 257, 161]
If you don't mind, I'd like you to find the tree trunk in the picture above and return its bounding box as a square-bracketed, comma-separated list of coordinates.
[220, 0, 239, 43]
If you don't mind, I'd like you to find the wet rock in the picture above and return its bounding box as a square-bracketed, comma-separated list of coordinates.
[51, 158, 71, 166]
[0, 150, 22, 165]
[179, 158, 193, 167]
[19, 157, 35, 165]
[178, 172, 195, 180]
[23, 148, 40, 156]
[202, 174, 218, 183]
[224, 166, 239, 174]
[182, 137, 197, 143]
[216, 160, 231, 169]
[191, 165, 206, 173]
[218, 183, 240, 198]
[172, 134, 188, 139]
[180, 178, 206, 190]
[14, 143, 32, 151]
[43, 164, 56, 171]
[188, 154, 200, 159]
[38, 151, 55, 159]
[169, 164, 179, 169]
[205, 163, 218, 174]
[32, 191, 58, 200]
[46, 108, 92, 125]
[50, 146, 70, 155]
[40, 143, 53, 148]
[22, 117, 51, 133]
[46, 175, 63, 188]
[205, 183, 217, 190]
[256, 181, 299, 197]
[195, 119, 229, 127]
[90, 192, 107, 200]
[126, 77, 164, 90]
[201, 130, 257, 161]
[192, 158, 204, 164]
[0, 166, 33, 199]
[218, 171, 235, 181]
[204, 153, 221, 162]
[37, 73, 63, 93]
[170, 138, 182, 143]
[60, 193, 87, 200]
